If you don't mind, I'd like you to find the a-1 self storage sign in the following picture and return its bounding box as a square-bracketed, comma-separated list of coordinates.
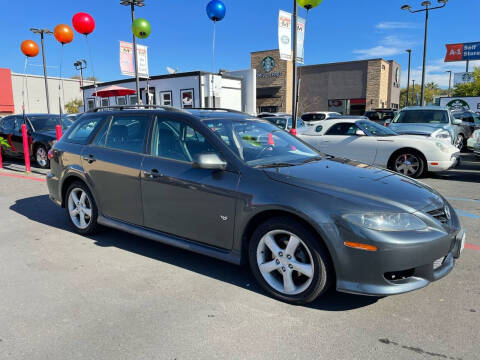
[445, 42, 480, 62]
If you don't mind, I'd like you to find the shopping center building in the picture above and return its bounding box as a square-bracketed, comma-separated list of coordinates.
[251, 49, 401, 115]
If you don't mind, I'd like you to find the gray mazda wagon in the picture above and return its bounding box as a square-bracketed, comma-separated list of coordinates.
[46, 106, 465, 304]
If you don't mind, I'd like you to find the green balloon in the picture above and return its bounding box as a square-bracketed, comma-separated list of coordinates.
[297, 0, 323, 10]
[132, 18, 151, 39]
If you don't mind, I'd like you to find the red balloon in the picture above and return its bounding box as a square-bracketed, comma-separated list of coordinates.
[21, 40, 39, 57]
[72, 12, 95, 35]
[54, 24, 74, 44]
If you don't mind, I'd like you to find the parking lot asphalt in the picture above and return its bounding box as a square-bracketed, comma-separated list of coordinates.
[0, 155, 479, 360]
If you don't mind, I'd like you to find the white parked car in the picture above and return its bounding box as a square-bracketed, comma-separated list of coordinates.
[298, 117, 460, 178]
[300, 112, 341, 127]
[468, 129, 480, 157]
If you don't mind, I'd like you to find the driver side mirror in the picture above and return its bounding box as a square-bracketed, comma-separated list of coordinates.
[192, 153, 227, 171]
[452, 118, 462, 125]
[355, 129, 366, 136]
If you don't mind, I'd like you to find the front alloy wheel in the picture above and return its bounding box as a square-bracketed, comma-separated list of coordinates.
[393, 152, 425, 178]
[249, 217, 331, 304]
[455, 135, 464, 150]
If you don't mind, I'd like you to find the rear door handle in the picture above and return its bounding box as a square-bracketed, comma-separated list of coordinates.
[145, 168, 162, 179]
[83, 154, 96, 164]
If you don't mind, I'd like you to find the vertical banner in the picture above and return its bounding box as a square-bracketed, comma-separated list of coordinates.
[296, 17, 306, 64]
[120, 41, 134, 76]
[119, 41, 149, 78]
[278, 10, 292, 61]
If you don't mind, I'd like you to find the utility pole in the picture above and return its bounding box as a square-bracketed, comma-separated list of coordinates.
[291, 0, 298, 135]
[446, 70, 452, 97]
[412, 79, 416, 105]
[30, 28, 53, 113]
[406, 49, 412, 106]
[401, 0, 448, 106]
[120, 0, 144, 104]
[74, 60, 87, 110]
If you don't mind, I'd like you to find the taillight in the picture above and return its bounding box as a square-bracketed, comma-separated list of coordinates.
[385, 123, 390, 127]
[47, 150, 54, 160]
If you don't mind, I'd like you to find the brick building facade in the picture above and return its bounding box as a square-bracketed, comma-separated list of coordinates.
[251, 50, 401, 115]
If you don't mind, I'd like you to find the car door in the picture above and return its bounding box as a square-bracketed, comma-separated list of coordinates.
[82, 113, 150, 226]
[141, 115, 240, 250]
[323, 122, 377, 163]
[0, 116, 18, 156]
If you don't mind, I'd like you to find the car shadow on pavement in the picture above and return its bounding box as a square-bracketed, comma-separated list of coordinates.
[10, 194, 379, 311]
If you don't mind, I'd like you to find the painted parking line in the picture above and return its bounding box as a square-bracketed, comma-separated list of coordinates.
[466, 243, 480, 251]
[446, 197, 480, 204]
[454, 209, 480, 219]
[0, 172, 46, 183]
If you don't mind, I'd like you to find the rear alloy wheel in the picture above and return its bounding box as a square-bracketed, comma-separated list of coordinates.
[249, 217, 331, 304]
[66, 182, 98, 235]
[393, 152, 425, 178]
[455, 135, 464, 151]
[35, 145, 49, 169]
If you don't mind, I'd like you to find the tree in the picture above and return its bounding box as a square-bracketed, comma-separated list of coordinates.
[65, 99, 83, 114]
[400, 82, 448, 107]
[452, 67, 480, 97]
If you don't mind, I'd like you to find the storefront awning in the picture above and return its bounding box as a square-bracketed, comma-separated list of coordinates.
[257, 86, 281, 99]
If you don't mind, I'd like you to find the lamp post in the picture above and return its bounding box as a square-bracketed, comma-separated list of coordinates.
[30, 28, 53, 113]
[74, 59, 87, 109]
[406, 49, 412, 106]
[445, 70, 452, 97]
[291, 1, 299, 134]
[120, 0, 145, 104]
[412, 79, 416, 105]
[401, 0, 448, 106]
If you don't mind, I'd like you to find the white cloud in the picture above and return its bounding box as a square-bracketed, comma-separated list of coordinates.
[353, 36, 415, 59]
[376, 21, 418, 30]
[400, 58, 480, 88]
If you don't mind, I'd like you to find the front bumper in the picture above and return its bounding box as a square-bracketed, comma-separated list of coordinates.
[333, 223, 464, 297]
[427, 153, 460, 172]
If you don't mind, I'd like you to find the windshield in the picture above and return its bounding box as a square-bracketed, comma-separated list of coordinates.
[203, 119, 319, 167]
[29, 115, 73, 131]
[357, 120, 397, 136]
[392, 110, 449, 124]
[264, 117, 305, 130]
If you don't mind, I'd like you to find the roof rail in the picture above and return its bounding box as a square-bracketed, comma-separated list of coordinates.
[187, 107, 247, 114]
[87, 104, 188, 113]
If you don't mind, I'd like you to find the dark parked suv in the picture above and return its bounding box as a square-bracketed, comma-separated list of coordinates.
[47, 105, 465, 304]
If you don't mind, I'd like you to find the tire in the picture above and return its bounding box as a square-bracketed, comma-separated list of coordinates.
[455, 134, 465, 151]
[34, 144, 49, 169]
[390, 149, 426, 178]
[65, 181, 99, 235]
[248, 216, 332, 305]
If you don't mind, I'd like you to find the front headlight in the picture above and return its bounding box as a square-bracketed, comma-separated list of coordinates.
[432, 129, 452, 142]
[343, 213, 427, 231]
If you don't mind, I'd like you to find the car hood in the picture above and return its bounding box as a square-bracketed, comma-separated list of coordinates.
[389, 123, 449, 136]
[264, 158, 445, 213]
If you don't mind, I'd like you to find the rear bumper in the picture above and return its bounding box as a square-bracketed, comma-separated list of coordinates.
[46, 172, 62, 206]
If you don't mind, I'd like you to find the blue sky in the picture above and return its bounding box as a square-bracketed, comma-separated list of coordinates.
[1, 0, 479, 88]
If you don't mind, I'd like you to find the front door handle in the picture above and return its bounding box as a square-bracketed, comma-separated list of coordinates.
[83, 154, 96, 164]
[145, 168, 162, 179]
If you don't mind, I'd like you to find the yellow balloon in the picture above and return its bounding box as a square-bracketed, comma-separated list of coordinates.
[297, 0, 323, 10]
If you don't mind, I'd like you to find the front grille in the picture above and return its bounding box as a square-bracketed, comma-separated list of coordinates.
[428, 207, 449, 224]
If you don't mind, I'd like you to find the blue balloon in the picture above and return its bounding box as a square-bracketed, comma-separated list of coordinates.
[206, 0, 226, 22]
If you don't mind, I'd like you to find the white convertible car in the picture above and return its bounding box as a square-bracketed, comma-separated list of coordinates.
[298, 117, 460, 178]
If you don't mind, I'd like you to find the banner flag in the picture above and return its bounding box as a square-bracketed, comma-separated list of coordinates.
[296, 16, 306, 64]
[278, 10, 292, 61]
[120, 41, 149, 78]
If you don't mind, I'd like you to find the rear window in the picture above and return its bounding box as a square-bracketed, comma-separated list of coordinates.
[301, 113, 326, 122]
[393, 110, 449, 124]
[64, 116, 105, 144]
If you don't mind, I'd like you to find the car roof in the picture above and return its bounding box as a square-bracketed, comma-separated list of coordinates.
[401, 105, 449, 111]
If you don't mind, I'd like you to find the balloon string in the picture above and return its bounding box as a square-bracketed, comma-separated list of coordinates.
[86, 35, 97, 108]
[22, 57, 28, 119]
[58, 44, 64, 116]
[212, 20, 216, 74]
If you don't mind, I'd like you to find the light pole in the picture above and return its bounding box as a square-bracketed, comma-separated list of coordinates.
[120, 0, 145, 104]
[401, 0, 448, 106]
[74, 60, 87, 109]
[406, 49, 412, 106]
[412, 79, 416, 105]
[30, 28, 53, 113]
[445, 70, 452, 97]
[291, 0, 298, 133]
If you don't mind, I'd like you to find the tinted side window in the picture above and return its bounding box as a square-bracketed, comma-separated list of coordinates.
[325, 123, 358, 135]
[65, 116, 105, 144]
[151, 118, 218, 162]
[2, 116, 16, 131]
[463, 112, 474, 123]
[104, 115, 149, 153]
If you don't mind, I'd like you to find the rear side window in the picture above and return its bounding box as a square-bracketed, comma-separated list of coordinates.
[65, 116, 105, 144]
[302, 113, 325, 121]
[103, 115, 149, 153]
[325, 122, 358, 135]
[463, 112, 475, 123]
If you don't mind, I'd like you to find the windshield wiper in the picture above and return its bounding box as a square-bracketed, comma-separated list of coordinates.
[255, 162, 296, 169]
[299, 156, 323, 164]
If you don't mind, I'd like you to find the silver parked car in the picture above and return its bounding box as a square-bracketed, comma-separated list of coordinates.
[388, 106, 470, 150]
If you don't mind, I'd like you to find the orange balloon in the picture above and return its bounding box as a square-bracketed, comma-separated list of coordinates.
[54, 24, 74, 44]
[21, 40, 39, 57]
